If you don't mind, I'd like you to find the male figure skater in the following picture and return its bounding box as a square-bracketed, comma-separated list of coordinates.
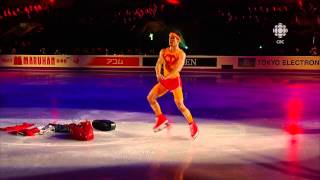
[147, 31, 199, 139]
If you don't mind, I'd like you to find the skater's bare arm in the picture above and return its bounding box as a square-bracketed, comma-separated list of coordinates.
[155, 49, 165, 81]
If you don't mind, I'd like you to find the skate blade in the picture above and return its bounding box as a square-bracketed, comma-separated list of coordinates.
[153, 121, 169, 132]
[191, 131, 199, 140]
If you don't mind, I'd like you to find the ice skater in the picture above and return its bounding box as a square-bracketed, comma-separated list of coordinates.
[147, 31, 199, 139]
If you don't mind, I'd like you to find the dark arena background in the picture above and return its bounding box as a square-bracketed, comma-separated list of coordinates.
[0, 0, 319, 180]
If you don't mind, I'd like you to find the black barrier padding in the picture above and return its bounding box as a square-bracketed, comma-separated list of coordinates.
[221, 65, 233, 69]
[143, 57, 158, 66]
[185, 57, 217, 67]
[143, 57, 217, 67]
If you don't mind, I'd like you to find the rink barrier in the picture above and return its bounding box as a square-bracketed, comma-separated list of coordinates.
[0, 55, 319, 71]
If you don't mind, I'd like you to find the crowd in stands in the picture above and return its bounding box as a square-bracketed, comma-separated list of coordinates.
[0, 1, 319, 56]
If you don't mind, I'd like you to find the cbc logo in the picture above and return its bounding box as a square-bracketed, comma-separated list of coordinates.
[273, 23, 288, 38]
[273, 23, 288, 44]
